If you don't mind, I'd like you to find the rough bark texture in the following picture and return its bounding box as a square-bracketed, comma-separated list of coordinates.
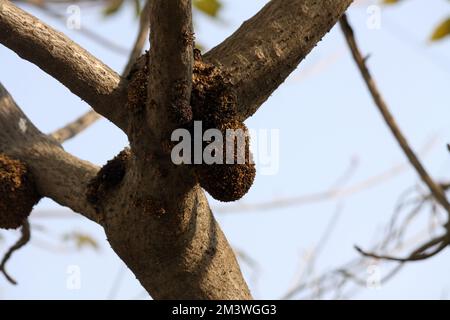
[0, 0, 353, 299]
[97, 0, 253, 299]
[0, 84, 99, 222]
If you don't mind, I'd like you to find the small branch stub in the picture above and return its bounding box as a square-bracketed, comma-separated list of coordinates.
[86, 148, 131, 211]
[0, 154, 40, 229]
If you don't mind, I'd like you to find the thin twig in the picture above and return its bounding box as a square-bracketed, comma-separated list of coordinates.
[215, 137, 437, 214]
[285, 228, 436, 299]
[340, 15, 450, 217]
[283, 187, 447, 299]
[355, 234, 448, 262]
[50, 110, 101, 142]
[107, 264, 126, 299]
[283, 204, 343, 299]
[0, 1, 128, 130]
[337, 263, 403, 289]
[0, 220, 31, 285]
[233, 247, 261, 294]
[29, 1, 129, 55]
[341, 14, 450, 262]
[49, 0, 151, 143]
[123, 0, 150, 77]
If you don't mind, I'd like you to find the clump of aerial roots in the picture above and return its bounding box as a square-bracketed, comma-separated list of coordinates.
[0, 154, 40, 229]
[188, 50, 256, 202]
[123, 49, 256, 203]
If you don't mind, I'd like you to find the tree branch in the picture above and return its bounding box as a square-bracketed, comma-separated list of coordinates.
[50, 110, 100, 143]
[355, 234, 449, 262]
[123, 0, 150, 77]
[215, 137, 438, 214]
[1, 0, 364, 300]
[0, 83, 99, 222]
[49, 0, 151, 143]
[340, 15, 450, 217]
[204, 0, 354, 121]
[0, 0, 128, 131]
[146, 0, 194, 135]
[22, 0, 129, 56]
[1, 79, 251, 299]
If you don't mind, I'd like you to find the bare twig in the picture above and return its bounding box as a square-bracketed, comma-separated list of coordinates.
[123, 0, 150, 77]
[107, 264, 126, 300]
[215, 137, 438, 214]
[28, 1, 129, 55]
[283, 179, 449, 299]
[0, 220, 31, 285]
[233, 247, 261, 295]
[340, 15, 450, 216]
[0, 0, 128, 131]
[49, 0, 151, 143]
[283, 204, 344, 299]
[355, 234, 448, 262]
[50, 110, 101, 143]
[336, 263, 403, 290]
[0, 83, 100, 222]
[340, 14, 450, 263]
[285, 227, 440, 299]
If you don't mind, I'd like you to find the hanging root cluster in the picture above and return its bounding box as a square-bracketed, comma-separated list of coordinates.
[0, 154, 40, 229]
[188, 50, 256, 202]
[121, 50, 256, 203]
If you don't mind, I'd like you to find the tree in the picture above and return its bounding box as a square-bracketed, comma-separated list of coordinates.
[0, 0, 354, 299]
[1, 0, 449, 300]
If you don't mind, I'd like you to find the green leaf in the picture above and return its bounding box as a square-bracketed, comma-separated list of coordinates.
[62, 232, 99, 251]
[195, 43, 205, 51]
[133, 0, 142, 18]
[103, 0, 124, 16]
[193, 0, 222, 18]
[383, 0, 401, 4]
[430, 18, 450, 41]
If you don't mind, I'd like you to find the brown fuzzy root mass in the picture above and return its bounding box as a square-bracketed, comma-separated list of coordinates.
[190, 51, 256, 202]
[126, 50, 236, 128]
[191, 49, 237, 128]
[197, 162, 256, 202]
[0, 154, 40, 229]
[126, 53, 149, 115]
[87, 148, 131, 208]
[195, 121, 256, 202]
[126, 49, 256, 202]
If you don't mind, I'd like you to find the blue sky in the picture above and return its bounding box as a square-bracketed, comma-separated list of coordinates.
[1, 0, 450, 299]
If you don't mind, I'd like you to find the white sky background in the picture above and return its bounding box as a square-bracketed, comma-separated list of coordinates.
[1, 0, 450, 299]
